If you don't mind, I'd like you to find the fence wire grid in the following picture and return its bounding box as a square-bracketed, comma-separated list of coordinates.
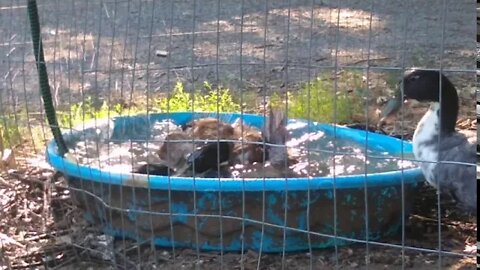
[0, 0, 477, 269]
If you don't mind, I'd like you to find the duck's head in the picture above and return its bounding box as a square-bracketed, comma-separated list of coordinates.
[400, 69, 457, 104]
[379, 69, 459, 134]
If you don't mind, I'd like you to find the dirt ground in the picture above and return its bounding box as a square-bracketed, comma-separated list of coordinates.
[0, 0, 477, 269]
[0, 160, 476, 269]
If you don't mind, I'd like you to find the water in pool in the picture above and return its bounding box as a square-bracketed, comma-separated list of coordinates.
[67, 118, 416, 177]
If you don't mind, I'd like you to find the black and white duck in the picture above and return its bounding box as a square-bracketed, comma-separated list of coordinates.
[380, 69, 477, 215]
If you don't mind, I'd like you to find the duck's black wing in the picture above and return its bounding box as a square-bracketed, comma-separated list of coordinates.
[176, 141, 232, 177]
[133, 163, 175, 176]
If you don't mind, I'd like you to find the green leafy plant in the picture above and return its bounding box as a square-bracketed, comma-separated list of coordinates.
[57, 81, 241, 130]
[58, 96, 114, 128]
[57, 96, 147, 129]
[0, 112, 48, 152]
[1, 74, 365, 151]
[157, 81, 240, 113]
[0, 116, 22, 148]
[271, 70, 365, 123]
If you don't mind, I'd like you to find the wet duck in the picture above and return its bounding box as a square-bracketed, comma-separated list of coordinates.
[155, 117, 236, 177]
[175, 141, 233, 178]
[156, 117, 235, 168]
[230, 108, 301, 178]
[230, 118, 265, 165]
[157, 132, 194, 169]
[133, 162, 174, 176]
[182, 117, 235, 140]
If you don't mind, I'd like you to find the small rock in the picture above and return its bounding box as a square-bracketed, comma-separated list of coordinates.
[155, 50, 169, 57]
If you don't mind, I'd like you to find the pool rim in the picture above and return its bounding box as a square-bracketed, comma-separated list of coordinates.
[46, 112, 423, 192]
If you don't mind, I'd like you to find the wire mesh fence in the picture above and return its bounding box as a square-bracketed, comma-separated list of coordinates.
[0, 0, 477, 269]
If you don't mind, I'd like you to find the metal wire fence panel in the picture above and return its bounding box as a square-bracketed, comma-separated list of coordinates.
[0, 0, 477, 269]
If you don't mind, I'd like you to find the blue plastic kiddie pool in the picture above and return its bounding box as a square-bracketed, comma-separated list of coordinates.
[46, 112, 424, 252]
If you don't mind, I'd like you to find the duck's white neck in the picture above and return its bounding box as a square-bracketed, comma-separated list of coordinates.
[412, 102, 440, 186]
[413, 102, 440, 144]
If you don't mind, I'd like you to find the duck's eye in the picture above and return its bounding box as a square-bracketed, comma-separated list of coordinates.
[408, 75, 420, 82]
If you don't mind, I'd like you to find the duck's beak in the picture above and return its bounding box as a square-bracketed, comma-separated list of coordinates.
[378, 89, 409, 127]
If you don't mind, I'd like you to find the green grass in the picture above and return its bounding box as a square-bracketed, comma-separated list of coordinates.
[271, 70, 365, 124]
